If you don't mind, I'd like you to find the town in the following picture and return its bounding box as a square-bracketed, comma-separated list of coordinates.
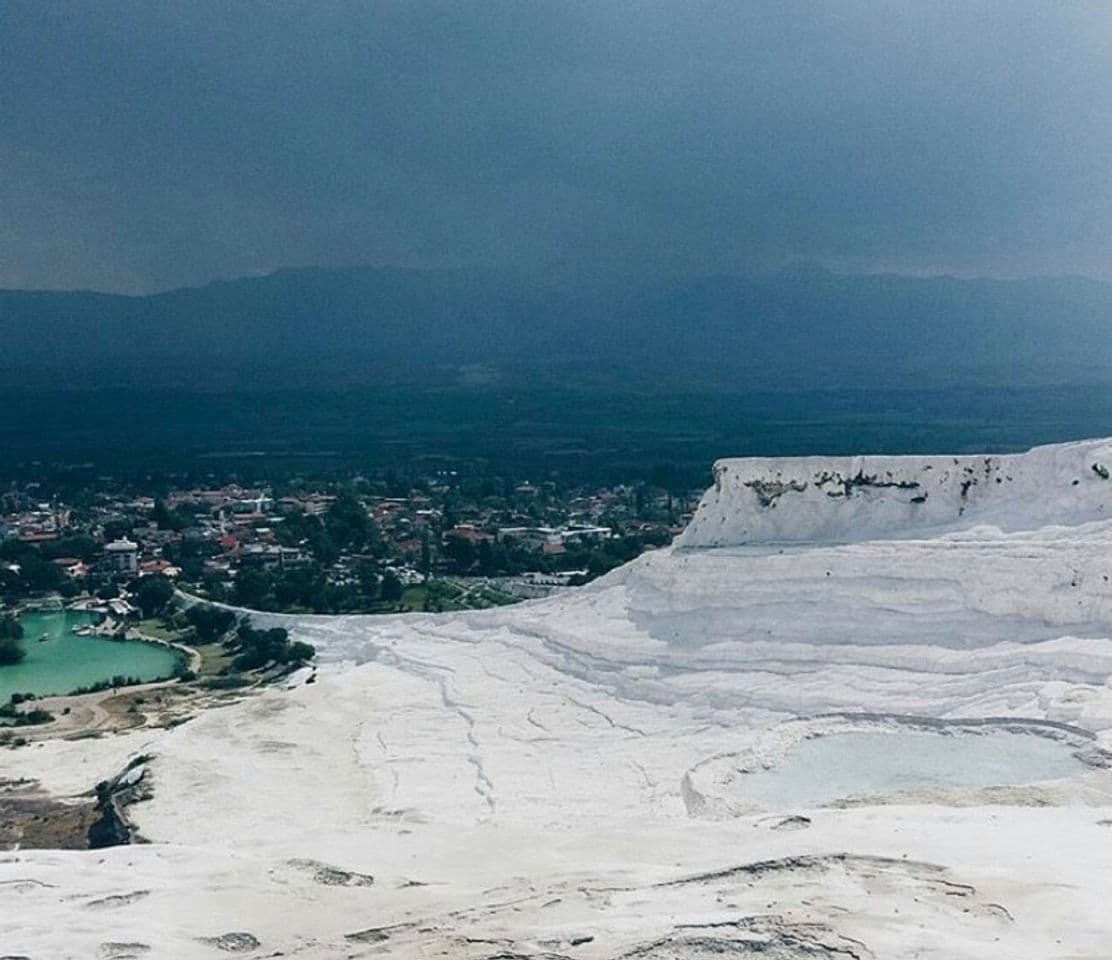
[0, 467, 700, 616]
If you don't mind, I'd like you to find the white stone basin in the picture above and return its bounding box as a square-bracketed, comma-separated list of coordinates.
[732, 728, 1092, 809]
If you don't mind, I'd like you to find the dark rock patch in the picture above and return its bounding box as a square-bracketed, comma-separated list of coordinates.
[86, 890, 150, 910]
[345, 927, 391, 944]
[769, 815, 812, 831]
[287, 857, 374, 887]
[744, 478, 808, 508]
[199, 932, 261, 953]
[620, 916, 869, 960]
[88, 757, 153, 849]
[97, 943, 151, 959]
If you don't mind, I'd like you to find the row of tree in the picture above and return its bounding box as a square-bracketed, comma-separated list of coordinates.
[178, 605, 315, 671]
[442, 529, 673, 579]
[228, 564, 405, 614]
[227, 621, 315, 671]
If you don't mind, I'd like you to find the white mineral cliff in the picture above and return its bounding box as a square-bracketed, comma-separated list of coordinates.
[678, 438, 1112, 546]
[5, 439, 1112, 959]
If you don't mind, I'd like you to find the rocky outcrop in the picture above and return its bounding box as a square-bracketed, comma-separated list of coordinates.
[679, 439, 1112, 546]
[87, 756, 152, 849]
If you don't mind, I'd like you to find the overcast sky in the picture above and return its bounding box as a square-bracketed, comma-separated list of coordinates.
[1, 1, 1110, 293]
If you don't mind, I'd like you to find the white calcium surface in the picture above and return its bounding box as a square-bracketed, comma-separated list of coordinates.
[6, 438, 1112, 959]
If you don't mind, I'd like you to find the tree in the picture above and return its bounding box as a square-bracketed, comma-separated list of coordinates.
[276, 511, 339, 566]
[286, 640, 315, 664]
[0, 616, 25, 666]
[380, 571, 404, 604]
[134, 574, 174, 617]
[324, 494, 377, 553]
[0, 566, 21, 600]
[274, 566, 324, 610]
[477, 539, 513, 576]
[441, 501, 460, 532]
[101, 520, 132, 542]
[0, 638, 24, 665]
[228, 621, 313, 670]
[200, 573, 231, 603]
[152, 500, 187, 531]
[0, 614, 24, 640]
[230, 622, 290, 670]
[444, 534, 477, 572]
[17, 553, 64, 593]
[166, 535, 208, 580]
[355, 563, 380, 601]
[41, 535, 100, 563]
[184, 604, 236, 644]
[233, 567, 272, 610]
[420, 532, 432, 581]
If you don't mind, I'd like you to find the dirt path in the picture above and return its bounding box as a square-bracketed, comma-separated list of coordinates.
[125, 628, 202, 673]
[13, 680, 196, 742]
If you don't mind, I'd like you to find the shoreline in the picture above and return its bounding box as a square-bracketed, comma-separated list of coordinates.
[123, 627, 201, 676]
[2, 616, 189, 694]
[0, 606, 200, 740]
[1, 599, 309, 743]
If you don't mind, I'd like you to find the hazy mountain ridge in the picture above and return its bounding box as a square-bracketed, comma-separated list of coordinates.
[2, 267, 1110, 389]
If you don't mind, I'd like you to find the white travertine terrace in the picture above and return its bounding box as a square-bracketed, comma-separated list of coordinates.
[678, 438, 1112, 546]
[5, 439, 1112, 958]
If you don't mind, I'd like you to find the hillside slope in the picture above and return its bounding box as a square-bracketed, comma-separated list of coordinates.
[3, 267, 1111, 388]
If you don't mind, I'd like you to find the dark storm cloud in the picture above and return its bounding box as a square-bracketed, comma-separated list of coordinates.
[1, 1, 1110, 292]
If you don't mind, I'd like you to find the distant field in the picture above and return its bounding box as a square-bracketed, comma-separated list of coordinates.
[4, 383, 1112, 487]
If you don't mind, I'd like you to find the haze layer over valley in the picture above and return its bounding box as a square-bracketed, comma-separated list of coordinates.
[4, 267, 1112, 391]
[6, 439, 1112, 958]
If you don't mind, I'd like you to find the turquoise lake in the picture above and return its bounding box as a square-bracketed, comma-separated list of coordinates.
[0, 610, 183, 700]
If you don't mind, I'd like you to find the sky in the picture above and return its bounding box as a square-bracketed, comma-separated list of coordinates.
[1, 1, 1110, 293]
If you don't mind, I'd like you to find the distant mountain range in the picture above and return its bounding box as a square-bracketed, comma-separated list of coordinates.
[3, 266, 1110, 390]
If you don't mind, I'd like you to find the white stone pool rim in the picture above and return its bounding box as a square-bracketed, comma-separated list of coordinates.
[682, 713, 1112, 818]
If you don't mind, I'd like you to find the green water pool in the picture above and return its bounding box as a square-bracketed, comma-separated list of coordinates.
[0, 610, 183, 700]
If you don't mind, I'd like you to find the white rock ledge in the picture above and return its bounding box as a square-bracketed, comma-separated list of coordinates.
[678, 438, 1112, 546]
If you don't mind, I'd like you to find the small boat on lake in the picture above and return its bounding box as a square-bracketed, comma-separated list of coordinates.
[38, 633, 51, 642]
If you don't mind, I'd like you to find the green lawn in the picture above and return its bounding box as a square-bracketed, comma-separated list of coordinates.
[195, 643, 235, 677]
[402, 580, 522, 612]
[134, 617, 190, 643]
